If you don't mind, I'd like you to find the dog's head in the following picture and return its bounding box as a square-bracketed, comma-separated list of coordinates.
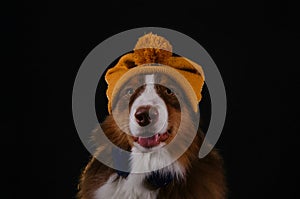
[97, 33, 205, 174]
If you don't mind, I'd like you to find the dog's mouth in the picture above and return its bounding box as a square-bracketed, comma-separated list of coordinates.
[132, 130, 170, 148]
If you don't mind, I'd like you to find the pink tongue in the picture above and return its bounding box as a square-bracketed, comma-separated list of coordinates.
[137, 132, 169, 148]
[138, 134, 160, 148]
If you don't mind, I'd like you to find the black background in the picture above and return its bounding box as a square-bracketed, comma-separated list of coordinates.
[2, 1, 297, 198]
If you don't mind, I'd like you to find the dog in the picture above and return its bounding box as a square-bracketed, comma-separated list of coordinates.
[77, 71, 226, 199]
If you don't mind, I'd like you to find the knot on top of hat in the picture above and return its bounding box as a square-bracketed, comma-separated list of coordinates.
[104, 33, 205, 113]
[133, 33, 173, 65]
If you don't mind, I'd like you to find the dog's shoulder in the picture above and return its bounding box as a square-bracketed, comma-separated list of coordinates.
[77, 157, 114, 199]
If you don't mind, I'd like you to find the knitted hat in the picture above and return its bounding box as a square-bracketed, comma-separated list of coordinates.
[105, 33, 205, 113]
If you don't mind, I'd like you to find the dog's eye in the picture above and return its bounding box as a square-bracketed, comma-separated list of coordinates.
[165, 88, 174, 95]
[125, 88, 135, 95]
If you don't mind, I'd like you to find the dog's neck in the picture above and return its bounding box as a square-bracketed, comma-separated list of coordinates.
[113, 145, 186, 189]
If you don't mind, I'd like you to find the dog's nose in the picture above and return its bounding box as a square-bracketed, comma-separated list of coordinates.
[135, 106, 159, 126]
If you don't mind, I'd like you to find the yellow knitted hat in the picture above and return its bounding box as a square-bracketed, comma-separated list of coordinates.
[105, 33, 205, 113]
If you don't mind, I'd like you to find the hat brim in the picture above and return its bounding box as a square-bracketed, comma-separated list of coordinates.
[110, 65, 199, 113]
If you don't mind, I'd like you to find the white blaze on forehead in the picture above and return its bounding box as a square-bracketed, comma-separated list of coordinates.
[143, 74, 156, 96]
[145, 74, 155, 86]
[129, 74, 168, 138]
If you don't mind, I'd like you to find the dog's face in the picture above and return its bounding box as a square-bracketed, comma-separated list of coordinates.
[112, 72, 187, 152]
[96, 70, 201, 175]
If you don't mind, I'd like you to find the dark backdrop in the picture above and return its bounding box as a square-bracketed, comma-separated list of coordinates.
[3, 1, 297, 198]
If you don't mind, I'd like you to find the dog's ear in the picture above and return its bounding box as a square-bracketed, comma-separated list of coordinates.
[165, 57, 205, 104]
[105, 53, 136, 113]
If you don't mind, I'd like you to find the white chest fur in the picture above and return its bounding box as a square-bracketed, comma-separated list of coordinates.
[94, 173, 159, 199]
[94, 146, 185, 199]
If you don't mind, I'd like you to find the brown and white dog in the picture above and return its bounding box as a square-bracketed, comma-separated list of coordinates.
[77, 72, 226, 199]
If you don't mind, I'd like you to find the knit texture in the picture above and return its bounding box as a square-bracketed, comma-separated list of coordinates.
[105, 33, 205, 113]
